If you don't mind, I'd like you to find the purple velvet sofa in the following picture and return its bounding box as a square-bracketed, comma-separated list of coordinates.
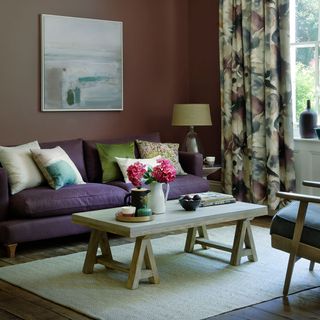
[0, 132, 209, 257]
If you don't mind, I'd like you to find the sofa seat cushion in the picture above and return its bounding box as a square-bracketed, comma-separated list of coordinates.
[166, 175, 209, 199]
[9, 183, 128, 219]
[270, 201, 320, 249]
[0, 215, 89, 244]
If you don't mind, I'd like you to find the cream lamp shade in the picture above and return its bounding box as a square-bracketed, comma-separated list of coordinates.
[171, 104, 212, 126]
[171, 103, 212, 154]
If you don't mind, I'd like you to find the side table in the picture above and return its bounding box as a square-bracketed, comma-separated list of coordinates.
[202, 165, 221, 179]
[203, 165, 222, 192]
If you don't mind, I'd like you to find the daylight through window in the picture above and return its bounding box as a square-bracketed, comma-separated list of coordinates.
[290, 0, 320, 125]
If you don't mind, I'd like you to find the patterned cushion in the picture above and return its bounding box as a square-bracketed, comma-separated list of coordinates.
[0, 141, 45, 194]
[31, 147, 85, 190]
[135, 140, 186, 175]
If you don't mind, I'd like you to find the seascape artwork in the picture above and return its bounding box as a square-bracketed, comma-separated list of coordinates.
[41, 15, 123, 111]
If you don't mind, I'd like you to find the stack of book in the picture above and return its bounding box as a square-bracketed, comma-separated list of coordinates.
[186, 192, 236, 207]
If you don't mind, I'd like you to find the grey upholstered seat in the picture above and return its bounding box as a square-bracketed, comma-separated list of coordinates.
[270, 201, 320, 249]
[270, 181, 320, 296]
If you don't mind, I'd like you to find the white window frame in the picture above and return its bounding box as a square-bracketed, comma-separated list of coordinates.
[290, 0, 320, 133]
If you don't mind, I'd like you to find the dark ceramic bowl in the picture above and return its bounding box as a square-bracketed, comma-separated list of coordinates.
[179, 198, 201, 211]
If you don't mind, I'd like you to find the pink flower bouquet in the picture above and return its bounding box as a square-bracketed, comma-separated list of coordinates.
[126, 162, 147, 188]
[127, 158, 176, 188]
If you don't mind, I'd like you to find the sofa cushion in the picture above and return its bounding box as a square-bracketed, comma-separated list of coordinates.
[9, 183, 128, 218]
[0, 215, 89, 244]
[40, 139, 87, 182]
[31, 147, 85, 190]
[165, 175, 210, 199]
[96, 142, 135, 183]
[136, 140, 186, 176]
[0, 141, 45, 195]
[83, 132, 161, 183]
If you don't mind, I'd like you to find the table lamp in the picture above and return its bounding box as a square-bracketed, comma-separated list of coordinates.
[172, 103, 212, 153]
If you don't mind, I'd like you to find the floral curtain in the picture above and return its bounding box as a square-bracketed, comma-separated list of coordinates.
[219, 0, 295, 210]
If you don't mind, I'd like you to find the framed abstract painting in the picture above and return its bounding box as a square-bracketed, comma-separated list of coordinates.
[41, 14, 123, 111]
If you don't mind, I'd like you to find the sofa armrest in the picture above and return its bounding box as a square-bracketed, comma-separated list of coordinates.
[0, 168, 9, 221]
[178, 152, 203, 177]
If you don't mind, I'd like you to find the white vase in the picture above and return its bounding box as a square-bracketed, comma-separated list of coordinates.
[148, 182, 169, 214]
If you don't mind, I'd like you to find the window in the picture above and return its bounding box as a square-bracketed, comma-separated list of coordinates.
[290, 0, 320, 125]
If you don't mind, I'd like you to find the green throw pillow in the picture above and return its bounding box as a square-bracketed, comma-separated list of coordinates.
[96, 142, 135, 183]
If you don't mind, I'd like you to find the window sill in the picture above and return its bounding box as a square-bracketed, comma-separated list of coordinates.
[294, 137, 320, 143]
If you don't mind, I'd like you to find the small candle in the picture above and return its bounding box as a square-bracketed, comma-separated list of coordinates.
[121, 206, 135, 216]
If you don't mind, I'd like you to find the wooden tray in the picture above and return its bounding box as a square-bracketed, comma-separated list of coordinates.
[115, 212, 154, 223]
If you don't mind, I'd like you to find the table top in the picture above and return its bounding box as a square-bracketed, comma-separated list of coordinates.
[202, 165, 221, 177]
[72, 200, 268, 238]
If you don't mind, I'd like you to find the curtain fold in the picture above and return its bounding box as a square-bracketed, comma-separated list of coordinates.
[219, 0, 295, 210]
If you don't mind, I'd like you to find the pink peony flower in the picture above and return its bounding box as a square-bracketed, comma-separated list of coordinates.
[127, 158, 176, 187]
[127, 162, 147, 188]
[151, 158, 176, 183]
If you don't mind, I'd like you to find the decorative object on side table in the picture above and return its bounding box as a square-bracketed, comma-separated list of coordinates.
[171, 103, 212, 153]
[127, 158, 176, 214]
[299, 99, 318, 138]
[204, 156, 215, 167]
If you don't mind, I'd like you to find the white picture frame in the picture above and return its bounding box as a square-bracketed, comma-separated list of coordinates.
[41, 14, 123, 111]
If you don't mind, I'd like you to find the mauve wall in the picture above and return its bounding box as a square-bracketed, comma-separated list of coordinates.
[0, 0, 220, 160]
[189, 0, 220, 161]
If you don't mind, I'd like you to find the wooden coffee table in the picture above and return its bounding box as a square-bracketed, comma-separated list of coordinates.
[72, 200, 267, 289]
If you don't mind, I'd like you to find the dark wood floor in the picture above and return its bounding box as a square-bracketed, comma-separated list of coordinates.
[0, 217, 319, 320]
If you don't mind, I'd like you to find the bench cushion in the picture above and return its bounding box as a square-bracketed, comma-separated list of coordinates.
[270, 201, 320, 248]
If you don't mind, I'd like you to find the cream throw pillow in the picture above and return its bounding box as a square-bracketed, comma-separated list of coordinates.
[115, 156, 161, 183]
[31, 146, 85, 190]
[0, 141, 44, 194]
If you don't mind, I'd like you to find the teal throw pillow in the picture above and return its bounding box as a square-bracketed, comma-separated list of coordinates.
[96, 142, 135, 183]
[31, 146, 85, 190]
[46, 160, 77, 189]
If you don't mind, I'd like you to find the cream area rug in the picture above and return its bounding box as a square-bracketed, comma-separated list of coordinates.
[1, 226, 319, 320]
